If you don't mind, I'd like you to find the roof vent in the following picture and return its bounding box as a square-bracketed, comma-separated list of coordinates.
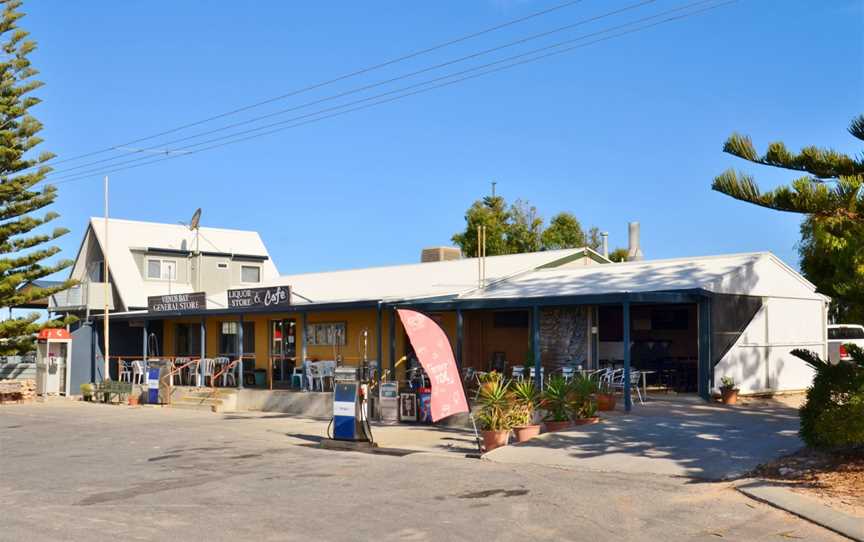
[421, 246, 462, 263]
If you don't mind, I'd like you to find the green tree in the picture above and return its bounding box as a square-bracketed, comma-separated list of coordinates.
[799, 216, 864, 323]
[451, 195, 510, 257]
[608, 247, 629, 262]
[541, 212, 586, 250]
[712, 114, 864, 318]
[506, 199, 543, 253]
[0, 0, 74, 355]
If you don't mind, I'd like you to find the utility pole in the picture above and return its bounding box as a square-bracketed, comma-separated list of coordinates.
[103, 176, 110, 381]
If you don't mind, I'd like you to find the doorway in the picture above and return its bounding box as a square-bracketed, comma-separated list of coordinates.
[270, 319, 296, 387]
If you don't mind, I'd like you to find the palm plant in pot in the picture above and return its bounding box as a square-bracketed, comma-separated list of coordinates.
[510, 379, 540, 442]
[540, 375, 573, 432]
[569, 374, 600, 424]
[475, 372, 515, 452]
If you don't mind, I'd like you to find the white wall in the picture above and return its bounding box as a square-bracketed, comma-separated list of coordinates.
[714, 297, 825, 394]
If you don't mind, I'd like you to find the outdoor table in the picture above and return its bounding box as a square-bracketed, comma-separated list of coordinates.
[639, 370, 656, 398]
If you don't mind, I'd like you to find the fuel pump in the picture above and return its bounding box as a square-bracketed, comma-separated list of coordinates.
[331, 366, 374, 443]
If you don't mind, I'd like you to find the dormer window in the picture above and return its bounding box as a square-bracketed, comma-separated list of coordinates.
[147, 258, 177, 280]
[241, 265, 260, 283]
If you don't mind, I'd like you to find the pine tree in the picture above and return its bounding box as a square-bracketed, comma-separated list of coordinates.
[0, 0, 74, 355]
[712, 115, 864, 219]
[712, 114, 864, 318]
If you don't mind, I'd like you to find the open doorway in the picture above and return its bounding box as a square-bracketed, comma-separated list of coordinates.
[598, 304, 699, 393]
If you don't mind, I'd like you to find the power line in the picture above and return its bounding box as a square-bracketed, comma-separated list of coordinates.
[49, 0, 735, 186]
[44, 0, 658, 178]
[27, 0, 589, 173]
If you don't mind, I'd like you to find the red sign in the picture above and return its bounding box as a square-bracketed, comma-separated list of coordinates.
[397, 309, 468, 422]
[37, 328, 71, 341]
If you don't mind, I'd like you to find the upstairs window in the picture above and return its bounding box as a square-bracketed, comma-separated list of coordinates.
[146, 258, 177, 280]
[241, 265, 260, 283]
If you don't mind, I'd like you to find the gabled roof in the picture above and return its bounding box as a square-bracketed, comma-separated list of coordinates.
[260, 247, 606, 305]
[74, 218, 279, 310]
[458, 252, 827, 302]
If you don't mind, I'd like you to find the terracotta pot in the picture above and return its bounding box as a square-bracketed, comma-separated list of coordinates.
[513, 424, 541, 442]
[720, 388, 739, 405]
[128, 395, 139, 406]
[596, 393, 616, 411]
[481, 430, 510, 452]
[544, 420, 573, 432]
[572, 416, 600, 425]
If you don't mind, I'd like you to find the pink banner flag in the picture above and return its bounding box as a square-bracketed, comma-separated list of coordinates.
[397, 309, 469, 422]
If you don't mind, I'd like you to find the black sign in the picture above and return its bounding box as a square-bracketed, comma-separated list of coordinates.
[227, 285, 291, 310]
[147, 292, 207, 313]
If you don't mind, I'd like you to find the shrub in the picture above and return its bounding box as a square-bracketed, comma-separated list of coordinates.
[509, 379, 538, 427]
[793, 346, 864, 450]
[569, 374, 598, 419]
[476, 372, 516, 432]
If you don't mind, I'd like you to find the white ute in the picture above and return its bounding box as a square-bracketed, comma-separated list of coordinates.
[827, 324, 864, 363]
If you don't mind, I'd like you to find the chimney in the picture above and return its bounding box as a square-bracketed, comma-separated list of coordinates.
[421, 246, 462, 263]
[601, 232, 609, 259]
[627, 222, 644, 261]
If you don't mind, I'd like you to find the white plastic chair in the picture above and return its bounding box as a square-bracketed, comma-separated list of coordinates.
[560, 366, 575, 381]
[172, 357, 189, 385]
[308, 363, 324, 392]
[132, 360, 147, 385]
[119, 360, 132, 383]
[213, 356, 235, 387]
[201, 358, 215, 387]
[511, 366, 525, 381]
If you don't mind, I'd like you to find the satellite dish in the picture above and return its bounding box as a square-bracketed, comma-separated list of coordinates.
[189, 208, 202, 230]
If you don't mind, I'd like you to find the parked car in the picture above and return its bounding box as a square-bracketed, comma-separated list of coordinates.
[827, 324, 864, 363]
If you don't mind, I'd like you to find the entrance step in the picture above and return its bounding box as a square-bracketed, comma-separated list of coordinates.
[168, 388, 238, 413]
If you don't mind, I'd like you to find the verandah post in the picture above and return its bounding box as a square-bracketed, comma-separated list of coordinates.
[623, 300, 632, 412]
[456, 308, 463, 372]
[237, 314, 244, 389]
[199, 317, 206, 386]
[532, 305, 541, 386]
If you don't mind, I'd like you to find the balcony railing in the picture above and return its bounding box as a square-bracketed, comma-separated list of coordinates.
[49, 282, 114, 311]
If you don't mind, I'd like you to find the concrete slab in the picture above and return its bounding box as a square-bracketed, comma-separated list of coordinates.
[486, 396, 803, 480]
[738, 481, 864, 541]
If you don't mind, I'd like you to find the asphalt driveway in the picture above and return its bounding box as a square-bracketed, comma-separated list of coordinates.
[486, 396, 803, 480]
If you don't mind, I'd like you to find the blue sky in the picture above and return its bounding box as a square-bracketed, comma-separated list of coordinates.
[24, 0, 864, 275]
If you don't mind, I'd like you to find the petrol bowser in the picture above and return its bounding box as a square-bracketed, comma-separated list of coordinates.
[331, 366, 373, 442]
[35, 328, 71, 396]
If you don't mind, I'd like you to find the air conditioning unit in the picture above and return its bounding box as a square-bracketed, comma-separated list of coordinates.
[421, 246, 462, 263]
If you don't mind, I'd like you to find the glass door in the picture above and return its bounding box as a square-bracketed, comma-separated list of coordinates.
[270, 319, 296, 386]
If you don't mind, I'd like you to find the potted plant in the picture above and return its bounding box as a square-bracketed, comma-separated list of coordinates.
[475, 372, 515, 452]
[510, 379, 540, 442]
[540, 375, 573, 432]
[569, 374, 600, 425]
[719, 376, 739, 405]
[128, 392, 140, 406]
[80, 383, 94, 402]
[477, 370, 500, 397]
[596, 377, 616, 411]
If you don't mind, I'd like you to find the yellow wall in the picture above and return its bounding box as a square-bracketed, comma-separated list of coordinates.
[159, 308, 416, 382]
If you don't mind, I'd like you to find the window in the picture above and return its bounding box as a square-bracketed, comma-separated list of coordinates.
[146, 258, 177, 280]
[175, 323, 201, 356]
[219, 321, 255, 355]
[241, 265, 260, 283]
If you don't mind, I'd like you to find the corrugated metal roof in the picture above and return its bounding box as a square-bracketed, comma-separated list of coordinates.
[207, 248, 600, 306]
[458, 252, 826, 301]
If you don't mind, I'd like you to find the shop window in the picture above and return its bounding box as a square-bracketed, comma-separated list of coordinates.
[651, 308, 690, 330]
[219, 321, 255, 355]
[241, 265, 260, 283]
[175, 323, 201, 356]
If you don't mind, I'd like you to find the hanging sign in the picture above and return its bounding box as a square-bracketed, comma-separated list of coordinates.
[147, 292, 206, 313]
[397, 309, 469, 422]
[227, 285, 291, 309]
